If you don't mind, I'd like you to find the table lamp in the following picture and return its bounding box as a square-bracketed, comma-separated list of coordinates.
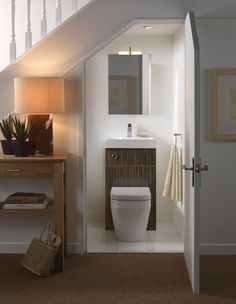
[14, 77, 65, 155]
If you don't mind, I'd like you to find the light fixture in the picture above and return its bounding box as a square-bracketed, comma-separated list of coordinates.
[118, 46, 142, 55]
[14, 77, 65, 155]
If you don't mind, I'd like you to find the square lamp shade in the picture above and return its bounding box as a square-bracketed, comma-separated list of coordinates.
[14, 77, 65, 155]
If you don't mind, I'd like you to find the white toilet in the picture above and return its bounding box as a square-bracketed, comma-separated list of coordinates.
[110, 187, 151, 242]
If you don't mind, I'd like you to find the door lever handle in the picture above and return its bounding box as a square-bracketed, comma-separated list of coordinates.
[183, 160, 208, 188]
[183, 158, 195, 187]
[183, 164, 209, 172]
[195, 164, 209, 173]
[182, 165, 193, 171]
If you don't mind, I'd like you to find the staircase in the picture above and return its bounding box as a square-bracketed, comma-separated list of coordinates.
[0, 0, 92, 71]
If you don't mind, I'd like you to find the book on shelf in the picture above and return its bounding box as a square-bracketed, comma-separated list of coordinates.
[2, 192, 48, 209]
[2, 199, 48, 209]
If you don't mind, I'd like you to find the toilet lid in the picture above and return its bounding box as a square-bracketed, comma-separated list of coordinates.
[111, 187, 151, 200]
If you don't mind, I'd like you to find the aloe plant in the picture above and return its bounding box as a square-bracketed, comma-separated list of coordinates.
[0, 115, 13, 140]
[12, 116, 32, 142]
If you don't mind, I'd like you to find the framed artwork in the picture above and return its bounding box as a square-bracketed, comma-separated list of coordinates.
[211, 68, 236, 140]
[108, 75, 135, 114]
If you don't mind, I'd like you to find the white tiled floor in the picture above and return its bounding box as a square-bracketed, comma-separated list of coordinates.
[87, 221, 184, 253]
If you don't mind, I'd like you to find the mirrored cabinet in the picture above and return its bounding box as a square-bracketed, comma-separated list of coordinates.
[108, 54, 151, 115]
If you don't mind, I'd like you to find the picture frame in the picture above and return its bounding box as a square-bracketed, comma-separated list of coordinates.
[211, 68, 236, 140]
[108, 75, 135, 114]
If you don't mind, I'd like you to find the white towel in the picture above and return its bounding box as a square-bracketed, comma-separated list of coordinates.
[163, 145, 183, 202]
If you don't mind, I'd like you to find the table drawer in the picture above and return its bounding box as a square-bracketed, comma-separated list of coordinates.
[0, 163, 53, 178]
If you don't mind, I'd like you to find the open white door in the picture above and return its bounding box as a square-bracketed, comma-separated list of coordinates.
[184, 12, 201, 294]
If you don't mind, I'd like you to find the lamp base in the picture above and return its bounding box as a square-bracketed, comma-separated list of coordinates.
[28, 114, 53, 155]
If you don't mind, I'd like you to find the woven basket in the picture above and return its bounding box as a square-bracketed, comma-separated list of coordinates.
[21, 225, 61, 277]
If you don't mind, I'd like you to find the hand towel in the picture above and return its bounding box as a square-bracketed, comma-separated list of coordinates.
[163, 145, 183, 202]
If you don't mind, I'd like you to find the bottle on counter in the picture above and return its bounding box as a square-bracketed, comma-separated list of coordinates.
[127, 123, 132, 137]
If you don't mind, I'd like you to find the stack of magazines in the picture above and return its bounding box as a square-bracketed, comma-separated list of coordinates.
[3, 192, 48, 209]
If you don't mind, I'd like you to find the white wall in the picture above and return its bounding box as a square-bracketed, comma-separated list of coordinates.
[86, 34, 175, 222]
[197, 19, 236, 254]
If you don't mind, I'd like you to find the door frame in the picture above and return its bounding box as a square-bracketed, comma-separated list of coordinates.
[82, 16, 200, 294]
[82, 17, 185, 253]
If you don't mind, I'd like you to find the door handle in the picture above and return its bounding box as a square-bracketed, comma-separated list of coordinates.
[183, 164, 209, 172]
[183, 159, 208, 188]
[183, 158, 195, 186]
[182, 165, 193, 171]
[195, 164, 209, 173]
[183, 158, 195, 187]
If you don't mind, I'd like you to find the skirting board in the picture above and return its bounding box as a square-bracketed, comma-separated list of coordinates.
[200, 244, 236, 255]
[2, 242, 235, 255]
[0, 242, 82, 254]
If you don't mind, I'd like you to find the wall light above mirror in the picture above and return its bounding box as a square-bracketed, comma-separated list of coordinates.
[108, 53, 151, 115]
[118, 46, 142, 55]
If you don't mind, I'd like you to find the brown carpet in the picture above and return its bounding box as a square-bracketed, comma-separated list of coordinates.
[0, 253, 236, 304]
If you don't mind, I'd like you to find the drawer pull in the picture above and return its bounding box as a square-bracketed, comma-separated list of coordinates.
[7, 169, 22, 172]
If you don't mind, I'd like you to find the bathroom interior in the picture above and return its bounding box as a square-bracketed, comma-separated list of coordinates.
[85, 20, 185, 252]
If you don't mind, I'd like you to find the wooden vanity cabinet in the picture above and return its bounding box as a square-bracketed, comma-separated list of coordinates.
[105, 148, 156, 230]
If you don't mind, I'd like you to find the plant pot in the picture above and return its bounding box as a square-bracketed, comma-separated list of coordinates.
[12, 141, 35, 157]
[1, 140, 14, 155]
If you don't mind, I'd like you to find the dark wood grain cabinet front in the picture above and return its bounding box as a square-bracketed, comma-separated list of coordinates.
[105, 148, 156, 230]
[105, 149, 123, 165]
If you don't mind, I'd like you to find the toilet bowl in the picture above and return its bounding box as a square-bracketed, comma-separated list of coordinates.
[110, 187, 151, 242]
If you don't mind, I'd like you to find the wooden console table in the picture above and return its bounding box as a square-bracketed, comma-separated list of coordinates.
[0, 155, 67, 272]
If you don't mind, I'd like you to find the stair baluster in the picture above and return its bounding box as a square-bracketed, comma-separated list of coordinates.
[10, 0, 16, 62]
[4, 0, 91, 70]
[72, 0, 78, 12]
[25, 0, 32, 50]
[56, 0, 62, 25]
[41, 0, 47, 37]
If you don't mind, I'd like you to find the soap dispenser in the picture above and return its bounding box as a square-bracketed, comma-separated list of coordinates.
[127, 123, 132, 137]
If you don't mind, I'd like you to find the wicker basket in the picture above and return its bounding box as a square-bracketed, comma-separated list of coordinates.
[21, 225, 61, 277]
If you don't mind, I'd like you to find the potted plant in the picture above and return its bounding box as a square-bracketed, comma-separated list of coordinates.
[12, 116, 35, 157]
[0, 115, 14, 155]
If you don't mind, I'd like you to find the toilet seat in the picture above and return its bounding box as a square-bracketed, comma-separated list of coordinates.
[111, 187, 151, 201]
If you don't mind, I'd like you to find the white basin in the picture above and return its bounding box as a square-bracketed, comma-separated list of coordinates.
[105, 137, 156, 149]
